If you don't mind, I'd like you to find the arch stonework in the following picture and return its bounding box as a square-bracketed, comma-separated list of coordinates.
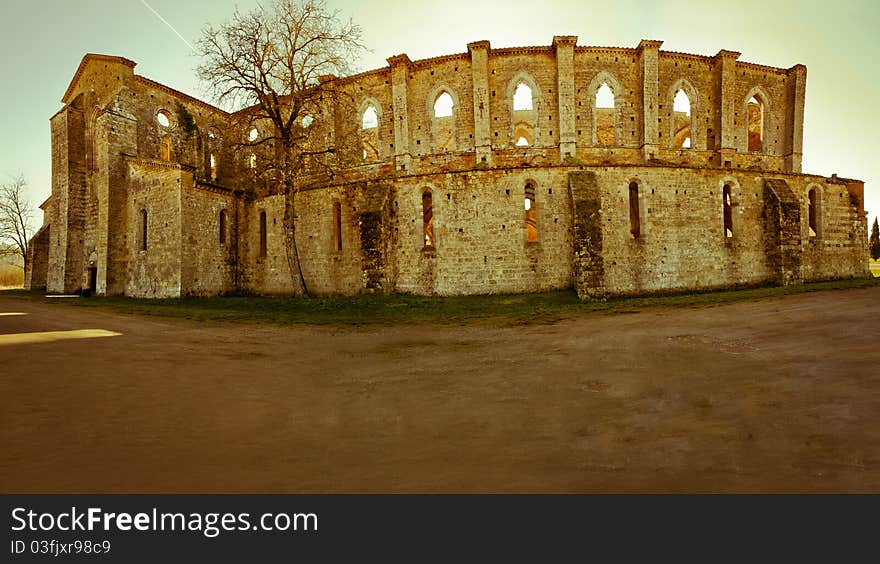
[427, 83, 460, 117]
[805, 182, 825, 238]
[358, 97, 383, 161]
[624, 177, 648, 238]
[718, 176, 742, 239]
[742, 85, 773, 154]
[667, 78, 701, 150]
[588, 70, 625, 146]
[358, 97, 383, 126]
[427, 83, 461, 153]
[506, 71, 543, 147]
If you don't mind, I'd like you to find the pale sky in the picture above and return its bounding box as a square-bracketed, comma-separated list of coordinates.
[1, 0, 877, 229]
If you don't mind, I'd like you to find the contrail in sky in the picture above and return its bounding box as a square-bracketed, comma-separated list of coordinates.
[139, 0, 196, 52]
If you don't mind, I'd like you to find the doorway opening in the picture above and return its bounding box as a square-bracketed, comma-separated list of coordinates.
[87, 267, 97, 296]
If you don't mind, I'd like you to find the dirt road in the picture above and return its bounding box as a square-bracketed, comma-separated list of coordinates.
[1, 289, 878, 492]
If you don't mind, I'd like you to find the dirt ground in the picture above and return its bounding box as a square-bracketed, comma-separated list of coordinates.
[1, 288, 878, 493]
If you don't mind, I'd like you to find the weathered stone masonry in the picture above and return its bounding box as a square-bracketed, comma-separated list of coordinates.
[27, 39, 869, 298]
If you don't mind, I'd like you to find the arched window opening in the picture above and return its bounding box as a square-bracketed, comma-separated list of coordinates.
[511, 79, 537, 147]
[361, 106, 378, 129]
[595, 83, 615, 146]
[302, 115, 314, 128]
[209, 153, 217, 181]
[747, 96, 764, 152]
[259, 211, 267, 258]
[156, 110, 171, 128]
[672, 89, 692, 149]
[434, 92, 454, 118]
[628, 182, 641, 239]
[723, 184, 734, 238]
[525, 183, 537, 243]
[161, 135, 171, 161]
[432, 91, 455, 153]
[361, 104, 379, 161]
[333, 201, 342, 251]
[808, 188, 818, 237]
[248, 127, 259, 142]
[673, 89, 691, 114]
[219, 209, 227, 246]
[139, 209, 148, 251]
[422, 191, 435, 248]
[513, 83, 533, 111]
[682, 137, 691, 149]
[595, 83, 615, 109]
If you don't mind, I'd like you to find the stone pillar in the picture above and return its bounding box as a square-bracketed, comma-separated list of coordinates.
[715, 49, 740, 166]
[95, 110, 137, 296]
[468, 40, 492, 166]
[387, 54, 412, 172]
[46, 110, 70, 294]
[763, 179, 803, 286]
[355, 183, 397, 293]
[637, 40, 663, 161]
[468, 41, 492, 166]
[785, 64, 806, 174]
[553, 35, 578, 162]
[568, 171, 604, 300]
[46, 105, 88, 294]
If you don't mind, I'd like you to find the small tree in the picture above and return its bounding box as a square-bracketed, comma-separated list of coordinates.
[196, 0, 365, 296]
[0, 174, 34, 281]
[870, 217, 880, 261]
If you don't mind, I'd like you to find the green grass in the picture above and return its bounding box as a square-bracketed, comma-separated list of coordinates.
[2, 276, 878, 327]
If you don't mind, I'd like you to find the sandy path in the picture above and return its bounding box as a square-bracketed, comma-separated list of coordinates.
[1, 288, 878, 492]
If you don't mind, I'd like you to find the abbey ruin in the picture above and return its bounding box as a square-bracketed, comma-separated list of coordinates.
[26, 38, 870, 298]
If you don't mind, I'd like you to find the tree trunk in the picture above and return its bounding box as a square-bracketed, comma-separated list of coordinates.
[282, 179, 309, 297]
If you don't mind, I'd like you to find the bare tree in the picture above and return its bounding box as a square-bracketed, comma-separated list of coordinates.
[870, 217, 880, 261]
[196, 0, 365, 296]
[0, 174, 34, 281]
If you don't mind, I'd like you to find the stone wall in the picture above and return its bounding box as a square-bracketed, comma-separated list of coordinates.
[320, 38, 803, 177]
[25, 226, 50, 290]
[285, 165, 867, 299]
[124, 162, 184, 298]
[289, 185, 363, 295]
[241, 194, 294, 295]
[391, 169, 572, 295]
[800, 179, 869, 281]
[180, 183, 238, 296]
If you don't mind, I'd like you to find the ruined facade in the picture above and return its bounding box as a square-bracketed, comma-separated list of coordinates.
[27, 38, 870, 298]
